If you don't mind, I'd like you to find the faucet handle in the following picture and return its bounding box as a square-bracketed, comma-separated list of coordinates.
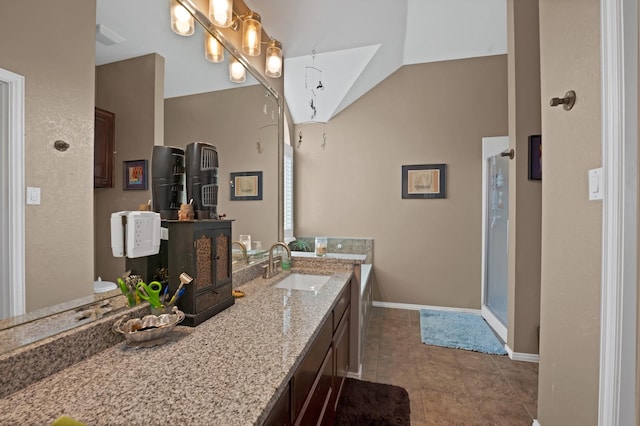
[262, 264, 269, 279]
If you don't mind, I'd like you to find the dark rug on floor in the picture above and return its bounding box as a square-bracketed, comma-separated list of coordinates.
[335, 378, 411, 426]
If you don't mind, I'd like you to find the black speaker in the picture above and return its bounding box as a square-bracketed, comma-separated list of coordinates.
[151, 146, 186, 219]
[185, 142, 219, 219]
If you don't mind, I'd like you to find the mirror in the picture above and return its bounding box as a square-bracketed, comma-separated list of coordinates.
[0, 0, 283, 345]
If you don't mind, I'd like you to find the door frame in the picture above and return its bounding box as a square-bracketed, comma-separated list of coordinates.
[598, 0, 638, 424]
[0, 68, 25, 318]
[480, 136, 509, 342]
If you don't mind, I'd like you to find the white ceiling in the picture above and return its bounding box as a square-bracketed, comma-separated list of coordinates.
[95, 0, 506, 124]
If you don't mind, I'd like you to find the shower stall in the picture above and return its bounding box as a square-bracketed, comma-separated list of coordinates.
[481, 136, 509, 342]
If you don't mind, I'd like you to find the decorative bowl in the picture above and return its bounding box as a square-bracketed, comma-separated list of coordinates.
[113, 306, 185, 343]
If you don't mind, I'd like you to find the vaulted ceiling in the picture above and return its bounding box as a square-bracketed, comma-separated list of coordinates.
[96, 0, 506, 124]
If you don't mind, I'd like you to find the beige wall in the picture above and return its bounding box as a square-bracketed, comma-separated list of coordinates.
[0, 0, 96, 310]
[506, 0, 542, 354]
[94, 54, 165, 281]
[295, 56, 508, 308]
[538, 0, 602, 424]
[164, 85, 279, 245]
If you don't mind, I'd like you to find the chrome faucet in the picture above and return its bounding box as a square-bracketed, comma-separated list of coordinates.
[232, 240, 249, 265]
[264, 242, 291, 279]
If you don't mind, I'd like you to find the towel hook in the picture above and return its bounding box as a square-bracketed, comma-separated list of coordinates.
[501, 149, 515, 160]
[550, 90, 576, 111]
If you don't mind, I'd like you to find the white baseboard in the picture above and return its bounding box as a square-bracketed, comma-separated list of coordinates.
[347, 363, 362, 379]
[372, 301, 481, 315]
[532, 419, 540, 426]
[505, 344, 539, 363]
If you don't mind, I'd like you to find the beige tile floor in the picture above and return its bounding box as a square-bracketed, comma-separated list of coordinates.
[360, 307, 538, 425]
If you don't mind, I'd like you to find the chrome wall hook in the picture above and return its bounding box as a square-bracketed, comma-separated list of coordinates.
[550, 90, 576, 110]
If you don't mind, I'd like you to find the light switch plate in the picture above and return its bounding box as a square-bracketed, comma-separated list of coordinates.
[589, 168, 603, 200]
[26, 187, 41, 205]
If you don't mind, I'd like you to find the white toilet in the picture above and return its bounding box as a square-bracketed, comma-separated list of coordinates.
[93, 277, 118, 293]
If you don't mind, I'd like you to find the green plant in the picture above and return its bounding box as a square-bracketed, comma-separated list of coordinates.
[289, 239, 312, 252]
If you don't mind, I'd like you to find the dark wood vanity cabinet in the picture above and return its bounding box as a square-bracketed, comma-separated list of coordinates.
[94, 107, 115, 188]
[165, 220, 234, 326]
[273, 278, 351, 426]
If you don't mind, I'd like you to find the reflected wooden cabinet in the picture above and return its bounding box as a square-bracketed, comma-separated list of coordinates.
[94, 107, 115, 188]
[165, 220, 234, 326]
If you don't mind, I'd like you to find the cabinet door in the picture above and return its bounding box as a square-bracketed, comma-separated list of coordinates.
[213, 226, 231, 288]
[292, 318, 333, 419]
[295, 347, 333, 426]
[192, 225, 230, 291]
[333, 307, 350, 411]
[94, 107, 115, 188]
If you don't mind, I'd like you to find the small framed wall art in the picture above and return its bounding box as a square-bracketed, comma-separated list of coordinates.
[528, 134, 542, 181]
[123, 160, 148, 190]
[230, 171, 263, 201]
[402, 164, 447, 199]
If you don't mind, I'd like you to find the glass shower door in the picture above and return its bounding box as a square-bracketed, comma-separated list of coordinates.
[485, 154, 509, 326]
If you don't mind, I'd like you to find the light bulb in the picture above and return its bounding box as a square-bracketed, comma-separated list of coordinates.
[170, 0, 194, 36]
[175, 19, 191, 35]
[242, 12, 261, 56]
[204, 33, 224, 63]
[209, 0, 233, 28]
[214, 10, 227, 25]
[267, 55, 281, 74]
[174, 4, 190, 21]
[229, 58, 246, 83]
[213, 0, 229, 13]
[265, 40, 283, 78]
[247, 29, 257, 48]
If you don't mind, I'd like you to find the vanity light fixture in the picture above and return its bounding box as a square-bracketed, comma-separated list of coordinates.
[265, 39, 283, 78]
[204, 32, 224, 63]
[173, 1, 284, 79]
[170, 0, 195, 36]
[209, 0, 233, 28]
[242, 12, 262, 56]
[229, 57, 246, 83]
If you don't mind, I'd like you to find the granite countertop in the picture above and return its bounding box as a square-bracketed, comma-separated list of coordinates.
[0, 268, 353, 425]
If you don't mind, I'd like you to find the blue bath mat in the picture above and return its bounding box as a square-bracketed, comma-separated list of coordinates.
[419, 309, 507, 355]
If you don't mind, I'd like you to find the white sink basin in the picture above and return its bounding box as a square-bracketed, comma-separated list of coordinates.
[275, 274, 330, 291]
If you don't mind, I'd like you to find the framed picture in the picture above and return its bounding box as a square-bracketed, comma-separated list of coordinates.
[230, 171, 263, 201]
[528, 135, 542, 180]
[402, 164, 446, 199]
[123, 160, 148, 190]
